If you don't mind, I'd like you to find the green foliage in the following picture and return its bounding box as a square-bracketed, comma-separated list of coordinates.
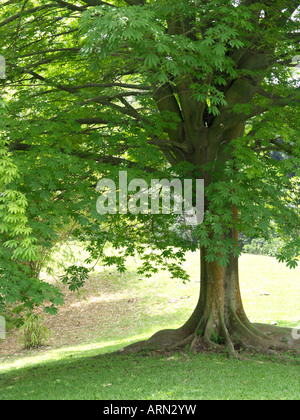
[19, 311, 49, 349]
[60, 266, 90, 292]
[210, 330, 225, 346]
[239, 233, 284, 257]
[0, 0, 299, 312]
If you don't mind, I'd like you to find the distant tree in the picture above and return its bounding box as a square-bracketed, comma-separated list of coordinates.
[0, 0, 299, 356]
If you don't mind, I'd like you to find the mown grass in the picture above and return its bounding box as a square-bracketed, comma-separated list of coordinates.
[0, 253, 299, 400]
[0, 350, 299, 400]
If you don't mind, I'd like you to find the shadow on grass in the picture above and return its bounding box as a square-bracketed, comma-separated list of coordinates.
[1, 337, 300, 400]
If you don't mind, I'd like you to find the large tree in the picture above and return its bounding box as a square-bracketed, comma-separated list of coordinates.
[0, 0, 299, 356]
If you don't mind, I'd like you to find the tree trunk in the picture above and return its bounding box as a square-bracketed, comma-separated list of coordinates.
[117, 128, 300, 357]
[119, 242, 299, 357]
[182, 245, 269, 355]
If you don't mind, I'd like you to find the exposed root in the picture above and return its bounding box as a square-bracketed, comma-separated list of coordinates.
[112, 313, 300, 360]
[115, 328, 196, 355]
[218, 312, 238, 358]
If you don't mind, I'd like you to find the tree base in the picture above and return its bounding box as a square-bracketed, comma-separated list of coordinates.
[117, 321, 300, 359]
[115, 249, 300, 360]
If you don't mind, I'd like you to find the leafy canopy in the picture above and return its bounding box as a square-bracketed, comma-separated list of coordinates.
[0, 0, 299, 312]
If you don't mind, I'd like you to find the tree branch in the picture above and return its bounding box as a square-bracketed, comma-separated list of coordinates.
[75, 117, 111, 125]
[9, 141, 157, 173]
[270, 139, 295, 155]
[52, 0, 86, 11]
[257, 87, 300, 104]
[81, 0, 116, 6]
[153, 83, 184, 145]
[8, 48, 81, 60]
[122, 0, 145, 5]
[72, 82, 151, 91]
[210, 105, 266, 139]
[26, 71, 78, 93]
[0, 4, 53, 28]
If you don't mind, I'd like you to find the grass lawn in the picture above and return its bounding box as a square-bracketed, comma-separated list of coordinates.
[0, 350, 299, 400]
[0, 252, 299, 400]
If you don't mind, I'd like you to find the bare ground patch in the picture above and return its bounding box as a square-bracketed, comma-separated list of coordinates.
[0, 271, 141, 358]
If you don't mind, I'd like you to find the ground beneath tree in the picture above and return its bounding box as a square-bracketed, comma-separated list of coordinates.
[0, 272, 145, 358]
[1, 254, 299, 360]
[0, 266, 199, 360]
